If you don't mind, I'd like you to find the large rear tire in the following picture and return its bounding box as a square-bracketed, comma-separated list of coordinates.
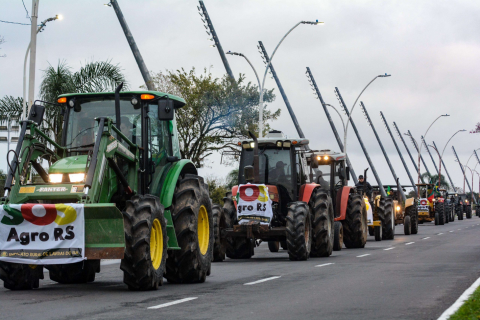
[212, 204, 226, 262]
[310, 189, 334, 257]
[343, 193, 368, 249]
[47, 260, 100, 284]
[404, 215, 411, 235]
[383, 199, 395, 240]
[436, 202, 445, 225]
[466, 206, 472, 219]
[286, 202, 312, 261]
[121, 194, 167, 290]
[224, 194, 254, 259]
[457, 204, 463, 220]
[0, 263, 43, 290]
[165, 174, 213, 284]
[408, 203, 419, 235]
[333, 221, 343, 251]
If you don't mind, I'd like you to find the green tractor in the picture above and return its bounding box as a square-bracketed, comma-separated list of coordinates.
[0, 85, 213, 290]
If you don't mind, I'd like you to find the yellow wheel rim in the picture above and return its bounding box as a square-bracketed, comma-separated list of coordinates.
[150, 218, 163, 270]
[197, 205, 210, 255]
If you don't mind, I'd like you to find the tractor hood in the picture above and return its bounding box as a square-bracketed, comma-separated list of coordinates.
[49, 155, 88, 174]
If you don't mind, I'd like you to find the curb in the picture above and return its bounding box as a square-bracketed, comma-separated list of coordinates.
[437, 276, 480, 320]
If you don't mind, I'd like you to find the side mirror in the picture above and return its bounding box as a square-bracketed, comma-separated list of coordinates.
[158, 99, 174, 121]
[244, 165, 254, 183]
[28, 104, 45, 126]
[167, 156, 179, 163]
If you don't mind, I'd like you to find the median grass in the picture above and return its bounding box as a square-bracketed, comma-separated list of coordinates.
[449, 285, 480, 320]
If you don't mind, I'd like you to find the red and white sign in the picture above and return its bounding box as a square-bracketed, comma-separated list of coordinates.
[236, 184, 273, 225]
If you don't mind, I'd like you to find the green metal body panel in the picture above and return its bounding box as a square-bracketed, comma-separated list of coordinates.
[49, 155, 89, 174]
[84, 204, 124, 250]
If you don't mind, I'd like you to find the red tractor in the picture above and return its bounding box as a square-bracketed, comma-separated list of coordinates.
[212, 131, 367, 261]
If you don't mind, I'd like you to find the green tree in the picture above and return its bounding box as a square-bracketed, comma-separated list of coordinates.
[226, 168, 239, 189]
[206, 175, 229, 205]
[0, 60, 127, 143]
[145, 68, 279, 167]
[421, 172, 450, 190]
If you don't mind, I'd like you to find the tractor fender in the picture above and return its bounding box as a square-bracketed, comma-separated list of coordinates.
[334, 186, 353, 221]
[299, 183, 320, 203]
[159, 159, 197, 209]
[405, 197, 415, 208]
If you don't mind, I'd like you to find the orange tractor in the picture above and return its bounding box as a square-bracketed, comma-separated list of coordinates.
[212, 131, 367, 261]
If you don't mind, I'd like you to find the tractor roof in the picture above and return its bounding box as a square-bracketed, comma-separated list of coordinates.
[240, 131, 309, 146]
[58, 90, 186, 108]
[312, 150, 346, 161]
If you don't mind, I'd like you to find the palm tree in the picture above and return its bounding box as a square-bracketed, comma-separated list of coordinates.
[0, 60, 128, 143]
[421, 172, 450, 190]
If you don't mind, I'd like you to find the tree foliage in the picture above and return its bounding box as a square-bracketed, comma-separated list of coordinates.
[0, 60, 127, 143]
[421, 172, 450, 190]
[145, 68, 280, 167]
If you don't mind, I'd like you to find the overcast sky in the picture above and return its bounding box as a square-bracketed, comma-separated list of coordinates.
[1, 0, 479, 192]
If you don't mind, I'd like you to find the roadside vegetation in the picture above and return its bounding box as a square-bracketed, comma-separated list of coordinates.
[449, 285, 480, 320]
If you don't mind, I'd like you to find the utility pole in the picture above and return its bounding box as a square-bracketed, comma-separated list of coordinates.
[110, 0, 154, 90]
[306, 68, 357, 184]
[335, 87, 386, 197]
[407, 130, 432, 177]
[361, 103, 406, 201]
[452, 146, 473, 194]
[198, 1, 234, 80]
[380, 111, 416, 198]
[432, 140, 455, 190]
[258, 41, 304, 139]
[27, 0, 39, 115]
[422, 136, 439, 174]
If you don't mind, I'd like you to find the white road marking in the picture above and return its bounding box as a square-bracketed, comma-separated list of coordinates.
[438, 233, 444, 235]
[148, 297, 198, 310]
[356, 254, 370, 257]
[405, 242, 415, 245]
[383, 247, 395, 251]
[437, 276, 480, 320]
[244, 276, 281, 285]
[315, 263, 335, 267]
[458, 229, 462, 230]
[422, 237, 430, 240]
[449, 230, 454, 233]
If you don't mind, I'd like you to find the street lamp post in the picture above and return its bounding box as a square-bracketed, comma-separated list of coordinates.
[343, 74, 391, 157]
[324, 103, 345, 132]
[23, 14, 62, 119]
[27, 0, 40, 116]
[416, 114, 450, 184]
[437, 130, 466, 190]
[240, 20, 323, 138]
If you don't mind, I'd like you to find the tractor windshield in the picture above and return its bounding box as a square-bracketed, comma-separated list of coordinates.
[239, 146, 294, 199]
[64, 98, 141, 148]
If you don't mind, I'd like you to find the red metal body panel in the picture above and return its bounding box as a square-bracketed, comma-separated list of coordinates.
[299, 183, 319, 203]
[334, 186, 352, 221]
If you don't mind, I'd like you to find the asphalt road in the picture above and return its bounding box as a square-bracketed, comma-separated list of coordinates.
[1, 216, 480, 320]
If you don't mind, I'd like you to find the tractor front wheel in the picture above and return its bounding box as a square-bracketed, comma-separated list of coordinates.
[286, 202, 312, 261]
[333, 221, 343, 251]
[309, 188, 334, 257]
[437, 202, 445, 225]
[0, 263, 43, 290]
[456, 204, 463, 220]
[343, 193, 368, 249]
[121, 194, 167, 290]
[268, 241, 280, 252]
[383, 199, 395, 240]
[466, 206, 472, 219]
[212, 204, 226, 262]
[374, 224, 382, 241]
[166, 174, 213, 283]
[224, 195, 254, 259]
[404, 215, 411, 235]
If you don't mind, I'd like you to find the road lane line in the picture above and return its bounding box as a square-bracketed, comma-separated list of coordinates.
[383, 247, 395, 251]
[356, 254, 370, 257]
[405, 242, 415, 245]
[244, 276, 281, 285]
[438, 276, 480, 320]
[458, 229, 461, 230]
[449, 230, 454, 233]
[315, 263, 334, 267]
[148, 297, 198, 310]
[438, 233, 444, 235]
[422, 237, 430, 240]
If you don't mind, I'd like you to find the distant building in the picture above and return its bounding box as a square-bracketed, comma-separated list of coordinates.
[0, 117, 20, 171]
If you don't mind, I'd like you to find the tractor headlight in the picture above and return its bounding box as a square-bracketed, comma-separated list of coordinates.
[69, 173, 85, 183]
[49, 174, 63, 183]
[396, 206, 401, 211]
